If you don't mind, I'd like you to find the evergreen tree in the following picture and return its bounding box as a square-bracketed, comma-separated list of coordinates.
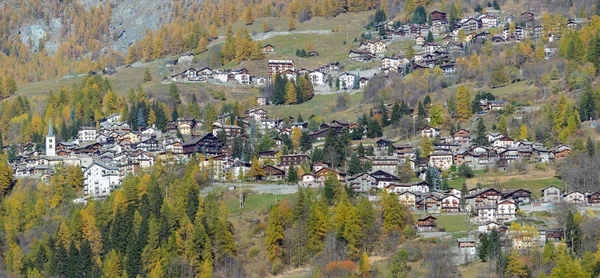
[143, 68, 152, 82]
[474, 118, 489, 146]
[288, 162, 299, 183]
[426, 30, 434, 42]
[348, 152, 363, 175]
[587, 137, 596, 156]
[579, 84, 597, 121]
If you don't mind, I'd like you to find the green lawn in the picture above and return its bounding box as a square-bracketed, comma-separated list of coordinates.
[225, 192, 296, 215]
[447, 178, 467, 189]
[265, 91, 367, 121]
[413, 213, 471, 233]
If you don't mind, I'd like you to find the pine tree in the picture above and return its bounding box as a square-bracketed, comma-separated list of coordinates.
[426, 30, 434, 42]
[265, 205, 284, 261]
[143, 68, 152, 82]
[287, 162, 299, 183]
[474, 118, 489, 146]
[348, 152, 363, 175]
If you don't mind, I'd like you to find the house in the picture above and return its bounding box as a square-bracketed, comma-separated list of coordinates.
[381, 57, 402, 69]
[308, 70, 327, 86]
[257, 96, 268, 106]
[348, 50, 375, 62]
[313, 161, 330, 172]
[502, 189, 531, 205]
[553, 144, 571, 159]
[83, 161, 121, 199]
[478, 221, 503, 233]
[279, 154, 310, 169]
[563, 191, 586, 204]
[347, 172, 377, 193]
[358, 40, 387, 54]
[370, 169, 400, 189]
[393, 144, 414, 158]
[268, 60, 295, 76]
[453, 129, 471, 146]
[338, 72, 356, 90]
[430, 11, 447, 22]
[465, 188, 503, 208]
[398, 191, 417, 208]
[416, 216, 437, 232]
[586, 192, 600, 206]
[231, 68, 251, 85]
[182, 133, 223, 155]
[376, 139, 392, 150]
[177, 52, 195, 65]
[421, 126, 440, 138]
[78, 127, 97, 143]
[457, 238, 477, 256]
[263, 44, 275, 54]
[359, 77, 369, 88]
[367, 156, 398, 173]
[263, 165, 286, 181]
[415, 36, 425, 46]
[439, 63, 455, 75]
[476, 205, 497, 224]
[441, 195, 460, 212]
[212, 124, 243, 138]
[497, 199, 517, 222]
[429, 151, 453, 171]
[480, 14, 499, 28]
[244, 108, 268, 121]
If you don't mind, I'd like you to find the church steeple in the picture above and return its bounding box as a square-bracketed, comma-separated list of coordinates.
[46, 119, 55, 157]
[48, 119, 54, 137]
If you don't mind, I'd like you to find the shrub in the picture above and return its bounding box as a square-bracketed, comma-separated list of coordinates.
[458, 164, 474, 178]
[248, 247, 259, 258]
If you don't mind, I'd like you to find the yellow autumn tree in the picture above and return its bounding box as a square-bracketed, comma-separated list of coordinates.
[284, 81, 297, 104]
[456, 85, 472, 120]
[81, 203, 103, 257]
[288, 18, 296, 30]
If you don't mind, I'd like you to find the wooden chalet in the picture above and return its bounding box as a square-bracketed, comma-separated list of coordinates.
[416, 216, 437, 231]
[182, 133, 223, 155]
[502, 189, 531, 205]
[263, 165, 286, 181]
[465, 188, 502, 207]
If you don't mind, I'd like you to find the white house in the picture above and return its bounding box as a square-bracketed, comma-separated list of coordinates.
[421, 126, 440, 138]
[429, 151, 453, 171]
[497, 199, 517, 222]
[338, 72, 356, 90]
[563, 191, 586, 204]
[83, 161, 121, 199]
[309, 71, 327, 86]
[476, 205, 497, 224]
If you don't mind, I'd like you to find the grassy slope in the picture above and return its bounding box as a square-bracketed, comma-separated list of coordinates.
[265, 92, 367, 121]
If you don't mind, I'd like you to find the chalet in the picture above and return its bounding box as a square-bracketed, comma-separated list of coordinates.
[182, 133, 223, 155]
[348, 50, 375, 62]
[502, 189, 531, 205]
[358, 40, 387, 54]
[313, 161, 330, 172]
[416, 216, 437, 232]
[479, 14, 499, 28]
[429, 151, 453, 171]
[268, 60, 295, 76]
[421, 126, 440, 138]
[430, 10, 447, 22]
[398, 191, 417, 208]
[478, 222, 503, 233]
[376, 139, 392, 150]
[441, 195, 460, 212]
[461, 18, 482, 32]
[492, 34, 506, 44]
[347, 172, 377, 193]
[359, 77, 370, 88]
[553, 144, 571, 159]
[588, 192, 600, 206]
[244, 108, 268, 121]
[367, 156, 398, 173]
[263, 165, 286, 181]
[177, 52, 195, 65]
[453, 129, 471, 146]
[279, 154, 310, 169]
[370, 169, 400, 189]
[212, 124, 243, 138]
[381, 57, 401, 69]
[393, 144, 414, 158]
[263, 44, 275, 54]
[479, 99, 507, 111]
[415, 36, 425, 46]
[439, 63, 455, 75]
[419, 195, 441, 212]
[563, 191, 586, 204]
[465, 188, 503, 208]
[257, 96, 268, 106]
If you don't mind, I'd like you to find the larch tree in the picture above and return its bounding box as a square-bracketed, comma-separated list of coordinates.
[265, 204, 284, 261]
[288, 18, 296, 30]
[456, 85, 472, 120]
[248, 155, 265, 181]
[285, 81, 297, 104]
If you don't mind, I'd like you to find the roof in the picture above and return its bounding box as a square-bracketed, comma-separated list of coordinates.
[48, 119, 54, 137]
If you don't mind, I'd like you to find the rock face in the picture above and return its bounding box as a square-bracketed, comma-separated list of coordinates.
[18, 0, 176, 54]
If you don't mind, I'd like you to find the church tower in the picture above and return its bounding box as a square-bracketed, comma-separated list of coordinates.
[46, 120, 55, 157]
